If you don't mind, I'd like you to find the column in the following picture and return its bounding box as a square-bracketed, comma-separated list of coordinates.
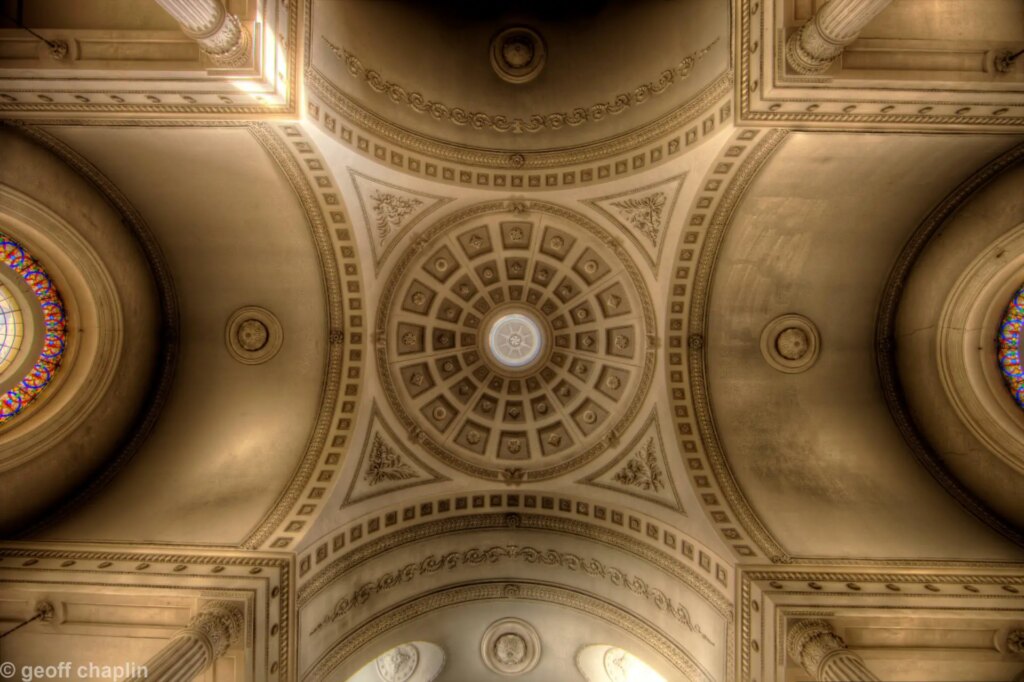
[125, 601, 245, 682]
[786, 620, 880, 682]
[786, 0, 891, 75]
[153, 0, 250, 66]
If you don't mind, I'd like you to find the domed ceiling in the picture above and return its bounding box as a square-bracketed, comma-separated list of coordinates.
[377, 199, 654, 481]
[307, 0, 730, 154]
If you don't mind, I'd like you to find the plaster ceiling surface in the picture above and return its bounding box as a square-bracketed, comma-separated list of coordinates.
[21, 125, 330, 546]
[307, 0, 730, 153]
[706, 130, 1024, 561]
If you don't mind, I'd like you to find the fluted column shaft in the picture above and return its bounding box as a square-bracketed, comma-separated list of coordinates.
[786, 0, 891, 74]
[787, 620, 880, 682]
[125, 601, 244, 682]
[153, 0, 250, 66]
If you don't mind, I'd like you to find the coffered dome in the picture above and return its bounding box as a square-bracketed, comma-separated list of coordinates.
[377, 199, 654, 481]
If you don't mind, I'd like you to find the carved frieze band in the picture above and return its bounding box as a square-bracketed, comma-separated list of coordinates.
[323, 37, 718, 134]
[309, 544, 714, 645]
[298, 509, 733, 616]
[306, 71, 732, 191]
[666, 127, 790, 562]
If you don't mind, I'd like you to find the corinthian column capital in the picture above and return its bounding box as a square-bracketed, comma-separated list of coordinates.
[786, 619, 880, 682]
[124, 600, 245, 682]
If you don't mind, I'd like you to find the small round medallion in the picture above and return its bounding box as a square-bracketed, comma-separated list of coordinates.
[490, 27, 546, 84]
[481, 617, 541, 676]
[225, 306, 282, 365]
[760, 313, 820, 373]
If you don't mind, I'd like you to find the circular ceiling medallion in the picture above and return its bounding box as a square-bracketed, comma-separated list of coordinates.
[225, 306, 283, 365]
[998, 284, 1024, 410]
[480, 618, 541, 676]
[759, 313, 820, 374]
[377, 200, 654, 481]
[490, 27, 546, 84]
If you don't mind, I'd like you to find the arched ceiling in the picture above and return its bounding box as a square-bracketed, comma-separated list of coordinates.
[307, 0, 730, 154]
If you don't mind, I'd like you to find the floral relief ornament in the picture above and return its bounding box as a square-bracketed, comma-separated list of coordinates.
[364, 433, 419, 486]
[613, 437, 664, 492]
[610, 192, 667, 246]
[370, 190, 423, 243]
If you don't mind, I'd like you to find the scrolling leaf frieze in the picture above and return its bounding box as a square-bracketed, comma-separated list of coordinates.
[322, 37, 719, 134]
[309, 544, 714, 645]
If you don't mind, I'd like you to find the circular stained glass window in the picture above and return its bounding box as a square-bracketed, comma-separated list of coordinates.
[0, 234, 67, 425]
[0, 281, 24, 375]
[998, 284, 1024, 410]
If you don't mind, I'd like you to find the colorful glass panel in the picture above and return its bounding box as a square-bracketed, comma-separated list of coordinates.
[998, 284, 1024, 410]
[0, 281, 24, 374]
[0, 234, 67, 425]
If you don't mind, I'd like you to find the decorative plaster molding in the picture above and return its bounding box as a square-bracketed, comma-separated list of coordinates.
[0, 543, 291, 680]
[309, 543, 714, 645]
[348, 170, 453, 274]
[304, 581, 716, 682]
[480, 618, 542, 675]
[582, 173, 686, 273]
[306, 73, 731, 192]
[375, 199, 656, 482]
[342, 404, 447, 506]
[241, 123, 365, 551]
[297, 495, 732, 604]
[738, 563, 1024, 682]
[324, 37, 718, 135]
[736, 0, 1024, 130]
[0, 0, 297, 118]
[759, 313, 820, 374]
[666, 127, 791, 562]
[225, 305, 283, 365]
[579, 410, 685, 514]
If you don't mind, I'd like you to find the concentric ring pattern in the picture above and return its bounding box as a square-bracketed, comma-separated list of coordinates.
[998, 284, 1024, 410]
[1, 233, 67, 425]
[378, 200, 654, 481]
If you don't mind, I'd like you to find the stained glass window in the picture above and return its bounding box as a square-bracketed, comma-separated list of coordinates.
[998, 284, 1024, 411]
[0, 282, 23, 375]
[0, 234, 67, 425]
